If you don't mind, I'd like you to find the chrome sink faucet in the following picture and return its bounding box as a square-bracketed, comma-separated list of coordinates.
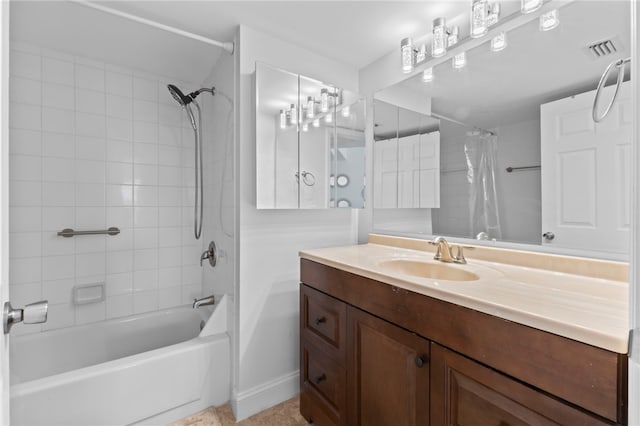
[430, 236, 456, 263]
[429, 237, 473, 264]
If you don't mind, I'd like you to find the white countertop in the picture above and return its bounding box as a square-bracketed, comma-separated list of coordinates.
[300, 243, 629, 353]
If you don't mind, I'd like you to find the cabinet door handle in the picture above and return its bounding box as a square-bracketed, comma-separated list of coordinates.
[415, 355, 427, 368]
[314, 316, 327, 326]
[314, 374, 326, 384]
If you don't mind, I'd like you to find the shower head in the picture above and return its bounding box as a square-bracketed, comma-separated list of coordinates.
[167, 84, 193, 106]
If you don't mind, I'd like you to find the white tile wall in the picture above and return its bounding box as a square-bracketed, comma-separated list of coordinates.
[8, 44, 205, 334]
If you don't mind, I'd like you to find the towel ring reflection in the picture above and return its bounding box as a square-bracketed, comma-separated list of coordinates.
[294, 171, 315, 186]
[592, 57, 631, 123]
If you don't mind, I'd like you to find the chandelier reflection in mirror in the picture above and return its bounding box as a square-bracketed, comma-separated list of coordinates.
[399, 0, 559, 77]
[277, 86, 350, 132]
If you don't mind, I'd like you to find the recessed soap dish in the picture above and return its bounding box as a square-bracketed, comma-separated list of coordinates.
[73, 282, 105, 305]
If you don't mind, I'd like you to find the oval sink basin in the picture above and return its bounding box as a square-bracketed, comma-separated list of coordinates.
[378, 259, 480, 282]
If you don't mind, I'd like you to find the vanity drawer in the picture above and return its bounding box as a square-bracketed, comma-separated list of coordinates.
[300, 341, 346, 425]
[301, 284, 346, 361]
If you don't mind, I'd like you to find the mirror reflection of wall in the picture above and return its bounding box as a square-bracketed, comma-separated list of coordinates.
[371, 0, 631, 258]
[255, 62, 365, 209]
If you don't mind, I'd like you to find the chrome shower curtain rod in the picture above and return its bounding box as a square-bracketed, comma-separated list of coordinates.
[69, 0, 235, 54]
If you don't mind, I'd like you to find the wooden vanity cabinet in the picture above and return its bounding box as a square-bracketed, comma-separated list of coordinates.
[300, 259, 627, 426]
[431, 343, 613, 425]
[347, 306, 430, 425]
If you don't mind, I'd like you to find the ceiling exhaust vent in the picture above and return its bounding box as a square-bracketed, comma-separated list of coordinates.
[584, 36, 624, 59]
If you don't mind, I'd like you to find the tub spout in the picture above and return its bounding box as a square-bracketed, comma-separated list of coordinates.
[193, 295, 215, 309]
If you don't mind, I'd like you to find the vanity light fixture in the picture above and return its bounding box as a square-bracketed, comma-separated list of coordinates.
[320, 88, 329, 112]
[306, 96, 315, 118]
[401, 37, 415, 73]
[341, 105, 350, 118]
[290, 103, 297, 124]
[279, 109, 286, 129]
[416, 44, 427, 63]
[521, 0, 543, 14]
[432, 18, 448, 58]
[313, 118, 320, 128]
[447, 26, 466, 69]
[470, 0, 489, 38]
[453, 52, 467, 69]
[487, 2, 501, 26]
[490, 31, 507, 52]
[539, 9, 559, 31]
[422, 67, 434, 82]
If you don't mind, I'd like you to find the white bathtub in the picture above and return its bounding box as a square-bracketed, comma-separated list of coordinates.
[10, 295, 231, 426]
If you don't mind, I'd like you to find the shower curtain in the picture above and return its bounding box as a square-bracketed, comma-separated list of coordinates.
[464, 131, 502, 240]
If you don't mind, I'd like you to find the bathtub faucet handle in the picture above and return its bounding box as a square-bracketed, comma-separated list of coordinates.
[200, 241, 217, 267]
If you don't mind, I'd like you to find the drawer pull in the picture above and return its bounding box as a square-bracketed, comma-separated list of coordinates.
[415, 355, 427, 368]
[314, 374, 326, 384]
[314, 316, 327, 326]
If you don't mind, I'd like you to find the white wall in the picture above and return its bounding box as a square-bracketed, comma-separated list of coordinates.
[495, 119, 541, 244]
[201, 48, 235, 300]
[432, 119, 541, 244]
[234, 25, 358, 420]
[7, 42, 206, 334]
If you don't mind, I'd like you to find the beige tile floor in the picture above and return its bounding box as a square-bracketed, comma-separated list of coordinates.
[169, 396, 308, 426]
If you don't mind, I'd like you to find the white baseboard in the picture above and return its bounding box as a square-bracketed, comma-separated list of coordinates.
[231, 370, 300, 421]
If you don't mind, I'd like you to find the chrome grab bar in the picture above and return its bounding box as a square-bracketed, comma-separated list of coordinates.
[57, 227, 120, 238]
[592, 57, 631, 123]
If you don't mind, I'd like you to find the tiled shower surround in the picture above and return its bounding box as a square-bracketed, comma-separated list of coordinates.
[8, 43, 206, 334]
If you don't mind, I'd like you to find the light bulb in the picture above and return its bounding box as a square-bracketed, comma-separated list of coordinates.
[306, 96, 314, 118]
[490, 31, 507, 52]
[416, 44, 427, 64]
[539, 9, 559, 31]
[452, 52, 466, 69]
[470, 0, 488, 38]
[521, 0, 543, 14]
[432, 18, 447, 58]
[279, 109, 286, 129]
[320, 88, 329, 113]
[422, 68, 433, 82]
[313, 118, 320, 128]
[302, 123, 309, 132]
[342, 105, 350, 118]
[290, 103, 297, 124]
[487, 3, 500, 26]
[325, 113, 333, 124]
[401, 37, 414, 73]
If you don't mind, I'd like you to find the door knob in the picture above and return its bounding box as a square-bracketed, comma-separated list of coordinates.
[3, 300, 48, 334]
[542, 232, 555, 241]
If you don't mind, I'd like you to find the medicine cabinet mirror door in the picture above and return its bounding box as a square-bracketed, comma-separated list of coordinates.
[255, 63, 299, 209]
[256, 62, 366, 210]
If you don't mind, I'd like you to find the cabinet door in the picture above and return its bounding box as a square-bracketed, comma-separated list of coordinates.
[347, 306, 430, 426]
[430, 343, 610, 426]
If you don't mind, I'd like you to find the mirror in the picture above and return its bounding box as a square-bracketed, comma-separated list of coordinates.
[373, 0, 631, 258]
[256, 62, 365, 209]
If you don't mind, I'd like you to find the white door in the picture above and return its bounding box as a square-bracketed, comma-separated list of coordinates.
[541, 81, 631, 254]
[1, 0, 11, 422]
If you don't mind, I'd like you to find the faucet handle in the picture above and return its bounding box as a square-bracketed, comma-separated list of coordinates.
[453, 245, 475, 264]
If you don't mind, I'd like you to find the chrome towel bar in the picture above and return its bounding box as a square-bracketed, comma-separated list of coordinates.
[57, 227, 120, 238]
[505, 165, 541, 173]
[592, 56, 631, 123]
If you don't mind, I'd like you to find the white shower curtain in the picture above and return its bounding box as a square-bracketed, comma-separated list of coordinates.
[464, 130, 502, 240]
